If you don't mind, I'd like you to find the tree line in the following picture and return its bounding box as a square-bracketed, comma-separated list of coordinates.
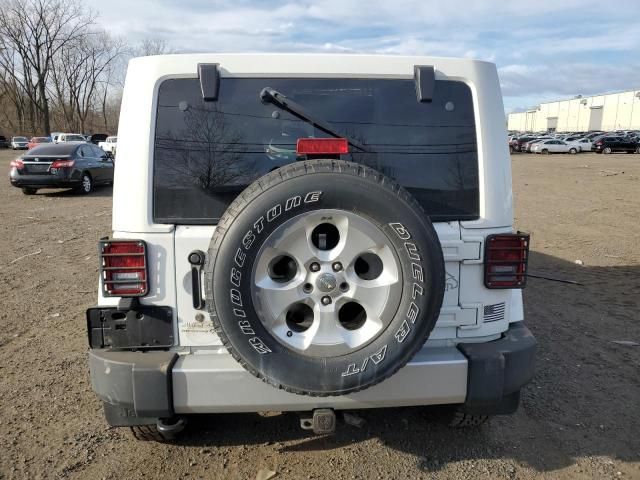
[0, 0, 171, 137]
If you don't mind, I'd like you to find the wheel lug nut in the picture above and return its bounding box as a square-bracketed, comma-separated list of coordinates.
[303, 283, 313, 294]
[321, 296, 332, 305]
[310, 262, 320, 272]
[332, 262, 342, 272]
[339, 282, 349, 292]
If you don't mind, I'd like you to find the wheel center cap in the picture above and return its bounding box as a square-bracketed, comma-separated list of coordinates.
[316, 273, 337, 293]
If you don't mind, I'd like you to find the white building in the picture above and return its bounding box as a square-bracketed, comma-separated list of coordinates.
[508, 89, 640, 132]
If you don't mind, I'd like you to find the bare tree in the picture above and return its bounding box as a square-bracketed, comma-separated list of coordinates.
[136, 38, 174, 57]
[51, 31, 127, 132]
[156, 106, 252, 192]
[0, 0, 95, 135]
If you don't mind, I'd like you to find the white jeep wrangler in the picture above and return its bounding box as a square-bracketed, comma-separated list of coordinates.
[87, 54, 536, 441]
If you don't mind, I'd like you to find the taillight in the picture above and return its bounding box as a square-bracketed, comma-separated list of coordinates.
[595, 141, 602, 145]
[484, 233, 530, 289]
[296, 138, 349, 155]
[100, 240, 148, 296]
[10, 159, 24, 170]
[51, 159, 74, 168]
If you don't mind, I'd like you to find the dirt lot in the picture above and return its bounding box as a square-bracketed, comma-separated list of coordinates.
[0, 149, 639, 480]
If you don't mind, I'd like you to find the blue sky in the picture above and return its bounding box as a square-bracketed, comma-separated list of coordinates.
[87, 0, 640, 112]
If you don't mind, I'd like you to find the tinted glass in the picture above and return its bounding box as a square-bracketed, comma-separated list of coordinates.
[25, 144, 77, 155]
[154, 77, 479, 223]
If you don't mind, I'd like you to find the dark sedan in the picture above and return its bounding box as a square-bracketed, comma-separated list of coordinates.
[592, 136, 640, 154]
[8, 142, 114, 195]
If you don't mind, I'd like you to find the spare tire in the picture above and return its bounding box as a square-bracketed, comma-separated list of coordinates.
[205, 160, 445, 396]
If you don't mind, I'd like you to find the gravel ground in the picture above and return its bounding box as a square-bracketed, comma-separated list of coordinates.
[0, 150, 639, 480]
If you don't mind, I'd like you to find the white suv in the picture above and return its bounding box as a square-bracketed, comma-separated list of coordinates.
[87, 54, 536, 441]
[56, 133, 87, 143]
[99, 136, 117, 155]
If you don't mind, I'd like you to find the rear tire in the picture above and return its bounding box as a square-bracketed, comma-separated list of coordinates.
[76, 173, 93, 194]
[569, 148, 577, 154]
[130, 417, 187, 442]
[131, 425, 166, 442]
[603, 147, 612, 154]
[130, 425, 167, 442]
[636, 146, 640, 154]
[541, 149, 549, 155]
[21, 187, 37, 195]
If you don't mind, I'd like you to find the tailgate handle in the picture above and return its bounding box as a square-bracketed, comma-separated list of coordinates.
[188, 250, 206, 310]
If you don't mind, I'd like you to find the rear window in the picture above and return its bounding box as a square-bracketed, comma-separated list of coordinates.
[27, 144, 77, 155]
[153, 77, 479, 224]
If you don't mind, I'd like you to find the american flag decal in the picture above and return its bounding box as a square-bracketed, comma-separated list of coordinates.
[483, 302, 505, 322]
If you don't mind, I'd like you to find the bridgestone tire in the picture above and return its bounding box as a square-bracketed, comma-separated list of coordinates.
[205, 160, 445, 396]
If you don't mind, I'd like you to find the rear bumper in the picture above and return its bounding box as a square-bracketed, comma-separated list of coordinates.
[89, 322, 536, 425]
[10, 176, 80, 188]
[458, 322, 536, 413]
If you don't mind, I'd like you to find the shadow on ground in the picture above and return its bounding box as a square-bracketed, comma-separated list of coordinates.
[39, 185, 113, 198]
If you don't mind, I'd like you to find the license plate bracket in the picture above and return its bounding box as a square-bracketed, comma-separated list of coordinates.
[86, 306, 174, 350]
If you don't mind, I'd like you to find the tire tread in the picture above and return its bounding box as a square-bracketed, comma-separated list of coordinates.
[449, 411, 490, 428]
[130, 425, 166, 442]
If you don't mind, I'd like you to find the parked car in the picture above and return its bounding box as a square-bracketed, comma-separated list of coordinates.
[511, 136, 537, 152]
[531, 139, 578, 154]
[27, 136, 52, 150]
[98, 136, 117, 155]
[56, 133, 87, 143]
[523, 137, 552, 153]
[565, 137, 592, 152]
[583, 131, 605, 140]
[86, 54, 536, 441]
[11, 136, 29, 150]
[8, 142, 114, 195]
[51, 131, 63, 143]
[89, 133, 109, 145]
[592, 136, 640, 154]
[0, 135, 9, 148]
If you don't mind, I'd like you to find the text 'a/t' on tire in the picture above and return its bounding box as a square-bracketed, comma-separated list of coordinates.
[85, 54, 536, 441]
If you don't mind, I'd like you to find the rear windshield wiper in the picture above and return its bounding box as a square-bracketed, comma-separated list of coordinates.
[259, 87, 368, 152]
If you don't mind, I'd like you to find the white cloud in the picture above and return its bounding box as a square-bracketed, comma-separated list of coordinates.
[85, 0, 640, 110]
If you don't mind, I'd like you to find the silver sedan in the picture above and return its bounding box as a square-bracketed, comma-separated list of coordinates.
[531, 139, 578, 154]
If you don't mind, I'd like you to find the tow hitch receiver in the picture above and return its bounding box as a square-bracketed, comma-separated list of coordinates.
[299, 408, 336, 435]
